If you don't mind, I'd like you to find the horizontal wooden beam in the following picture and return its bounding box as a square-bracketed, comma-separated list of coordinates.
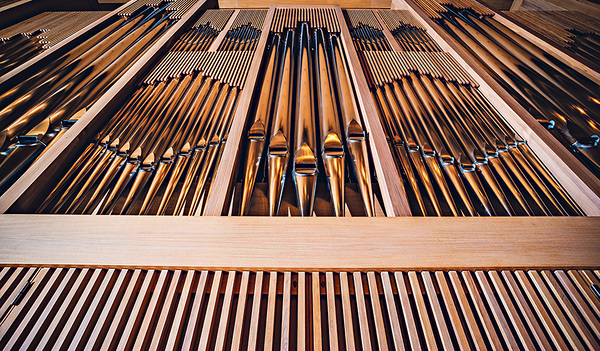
[0, 215, 598, 270]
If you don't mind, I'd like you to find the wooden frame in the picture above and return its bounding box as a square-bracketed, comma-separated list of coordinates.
[395, 0, 600, 215]
[0, 2, 599, 273]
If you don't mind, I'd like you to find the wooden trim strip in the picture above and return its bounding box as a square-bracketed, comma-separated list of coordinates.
[0, 0, 211, 214]
[334, 5, 411, 216]
[203, 5, 276, 215]
[396, 0, 600, 215]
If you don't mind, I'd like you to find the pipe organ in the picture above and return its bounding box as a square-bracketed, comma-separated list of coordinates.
[0, 0, 599, 348]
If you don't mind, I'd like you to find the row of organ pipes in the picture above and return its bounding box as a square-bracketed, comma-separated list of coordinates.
[236, 10, 378, 217]
[36, 9, 262, 215]
[346, 9, 581, 216]
[0, 4, 596, 216]
[411, 0, 600, 179]
[0, 1, 184, 196]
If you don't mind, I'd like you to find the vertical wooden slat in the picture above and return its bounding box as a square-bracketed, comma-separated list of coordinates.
[325, 272, 339, 350]
[297, 271, 307, 351]
[312, 271, 323, 350]
[0, 267, 35, 319]
[408, 271, 438, 350]
[247, 271, 264, 351]
[198, 270, 223, 350]
[334, 5, 411, 216]
[133, 269, 170, 350]
[380, 272, 405, 349]
[540, 270, 600, 350]
[339, 271, 356, 351]
[421, 271, 454, 349]
[512, 270, 568, 349]
[68, 268, 119, 350]
[353, 271, 372, 350]
[84, 269, 135, 351]
[366, 271, 388, 349]
[394, 271, 422, 350]
[17, 268, 78, 349]
[149, 270, 184, 350]
[568, 270, 600, 319]
[474, 271, 519, 349]
[214, 271, 236, 351]
[434, 271, 471, 350]
[203, 6, 276, 215]
[447, 271, 487, 350]
[263, 271, 278, 350]
[555, 270, 600, 338]
[53, 268, 105, 349]
[164, 270, 196, 350]
[231, 271, 250, 351]
[527, 270, 586, 350]
[487, 271, 536, 350]
[181, 270, 210, 350]
[276, 271, 289, 350]
[115, 269, 156, 350]
[461, 271, 502, 350]
[0, 268, 52, 343]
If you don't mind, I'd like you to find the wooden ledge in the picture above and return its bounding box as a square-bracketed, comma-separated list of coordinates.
[0, 215, 598, 270]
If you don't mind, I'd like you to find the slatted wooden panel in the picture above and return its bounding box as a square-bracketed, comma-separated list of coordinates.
[1, 266, 599, 349]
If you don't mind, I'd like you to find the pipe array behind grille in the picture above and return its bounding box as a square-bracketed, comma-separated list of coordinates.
[235, 21, 378, 217]
[217, 10, 266, 52]
[36, 18, 253, 215]
[0, 266, 599, 350]
[414, 1, 600, 180]
[344, 10, 392, 51]
[501, 10, 600, 67]
[271, 8, 340, 33]
[378, 9, 442, 52]
[0, 3, 185, 198]
[192, 8, 234, 30]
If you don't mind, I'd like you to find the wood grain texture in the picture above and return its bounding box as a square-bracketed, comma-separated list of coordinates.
[0, 0, 210, 214]
[203, 5, 276, 216]
[0, 215, 599, 269]
[395, 0, 600, 215]
[335, 5, 412, 216]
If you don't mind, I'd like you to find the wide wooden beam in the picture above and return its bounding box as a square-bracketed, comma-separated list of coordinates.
[0, 215, 598, 270]
[395, 0, 600, 215]
[335, 5, 412, 216]
[0, 0, 212, 213]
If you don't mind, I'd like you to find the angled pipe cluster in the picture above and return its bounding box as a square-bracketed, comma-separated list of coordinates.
[0, 3, 183, 196]
[238, 22, 375, 217]
[378, 10, 442, 52]
[37, 49, 250, 215]
[415, 2, 600, 178]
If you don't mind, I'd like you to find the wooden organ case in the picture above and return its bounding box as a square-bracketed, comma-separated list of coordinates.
[0, 0, 599, 348]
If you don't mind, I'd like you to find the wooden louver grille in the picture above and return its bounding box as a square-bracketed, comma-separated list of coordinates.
[0, 267, 599, 349]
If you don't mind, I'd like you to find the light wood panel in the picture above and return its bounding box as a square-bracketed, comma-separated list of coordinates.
[335, 5, 412, 216]
[203, 6, 275, 215]
[395, 0, 600, 215]
[0, 215, 599, 269]
[0, 0, 211, 214]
